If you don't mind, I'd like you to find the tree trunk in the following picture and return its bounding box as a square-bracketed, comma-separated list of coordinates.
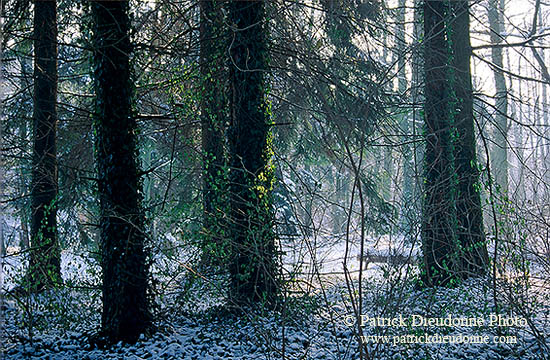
[19, 119, 30, 250]
[0, 218, 4, 257]
[421, 0, 460, 286]
[200, 0, 226, 249]
[487, 0, 509, 193]
[228, 0, 278, 306]
[29, 0, 60, 291]
[302, 163, 314, 237]
[332, 167, 346, 234]
[92, 1, 151, 343]
[449, 0, 489, 275]
[396, 0, 414, 237]
[410, 0, 424, 242]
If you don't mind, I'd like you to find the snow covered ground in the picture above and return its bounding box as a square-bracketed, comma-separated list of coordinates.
[1, 265, 548, 359]
[1, 234, 549, 359]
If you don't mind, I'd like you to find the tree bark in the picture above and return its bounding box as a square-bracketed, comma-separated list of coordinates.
[421, 0, 460, 286]
[449, 0, 489, 275]
[92, 0, 151, 343]
[200, 0, 226, 261]
[487, 0, 509, 193]
[228, 0, 278, 306]
[29, 0, 60, 291]
[396, 0, 415, 237]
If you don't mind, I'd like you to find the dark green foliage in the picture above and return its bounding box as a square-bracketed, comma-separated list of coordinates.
[28, 0, 61, 292]
[228, 0, 278, 306]
[91, 0, 152, 343]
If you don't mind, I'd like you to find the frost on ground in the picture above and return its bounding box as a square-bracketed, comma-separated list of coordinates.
[1, 257, 549, 360]
[1, 238, 548, 359]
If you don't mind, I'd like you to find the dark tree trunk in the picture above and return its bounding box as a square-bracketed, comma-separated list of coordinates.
[200, 0, 226, 261]
[449, 0, 488, 275]
[29, 0, 60, 291]
[92, 1, 151, 343]
[421, 1, 460, 286]
[228, 0, 278, 306]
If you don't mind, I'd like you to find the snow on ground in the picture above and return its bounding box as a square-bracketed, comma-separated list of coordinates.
[282, 234, 420, 276]
[1, 249, 101, 292]
[1, 269, 548, 359]
[1, 235, 549, 359]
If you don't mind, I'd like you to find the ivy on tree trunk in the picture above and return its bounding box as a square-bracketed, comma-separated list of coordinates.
[200, 0, 228, 265]
[422, 0, 488, 286]
[449, 0, 489, 276]
[228, 0, 278, 306]
[29, 0, 61, 292]
[422, 0, 461, 286]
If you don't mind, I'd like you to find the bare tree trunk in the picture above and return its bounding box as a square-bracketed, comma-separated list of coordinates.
[488, 0, 509, 194]
[410, 0, 424, 242]
[396, 0, 414, 236]
[510, 51, 526, 203]
[19, 118, 30, 250]
[0, 216, 4, 257]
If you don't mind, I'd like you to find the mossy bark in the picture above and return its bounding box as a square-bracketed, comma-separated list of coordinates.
[29, 0, 61, 292]
[422, 0, 461, 286]
[422, 1, 488, 286]
[228, 0, 278, 306]
[200, 0, 228, 263]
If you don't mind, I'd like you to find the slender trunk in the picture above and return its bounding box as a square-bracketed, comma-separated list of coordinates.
[517, 57, 528, 202]
[509, 50, 525, 203]
[20, 211, 29, 250]
[0, 218, 4, 257]
[200, 0, 226, 254]
[92, 0, 151, 343]
[29, 0, 60, 291]
[396, 0, 414, 236]
[19, 120, 29, 250]
[488, 0, 509, 193]
[303, 163, 314, 237]
[410, 0, 424, 241]
[228, 0, 278, 305]
[332, 167, 346, 234]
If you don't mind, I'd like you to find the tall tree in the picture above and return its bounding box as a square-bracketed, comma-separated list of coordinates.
[228, 0, 278, 305]
[422, 0, 488, 286]
[28, 0, 61, 291]
[200, 0, 227, 261]
[449, 0, 488, 275]
[487, 0, 509, 193]
[421, 0, 461, 286]
[395, 0, 415, 237]
[92, 1, 151, 343]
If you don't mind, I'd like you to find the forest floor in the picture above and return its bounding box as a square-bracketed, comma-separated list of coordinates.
[1, 248, 549, 359]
